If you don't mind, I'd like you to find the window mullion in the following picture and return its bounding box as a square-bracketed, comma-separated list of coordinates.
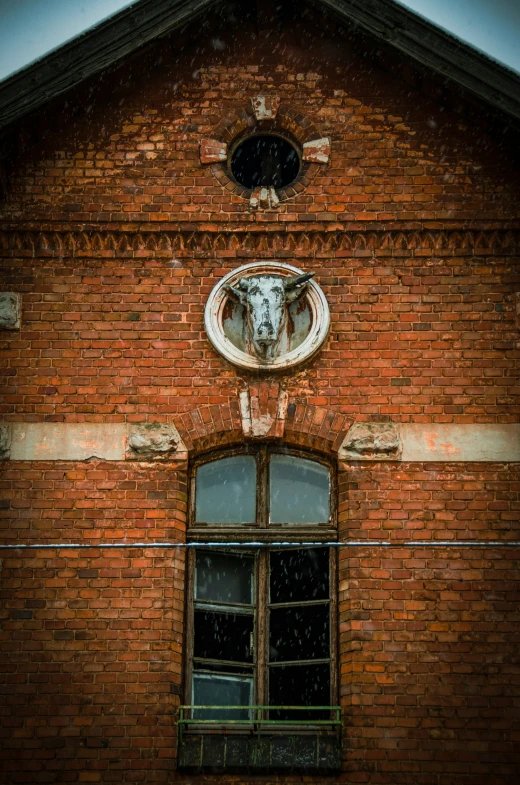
[255, 550, 268, 710]
[257, 445, 268, 528]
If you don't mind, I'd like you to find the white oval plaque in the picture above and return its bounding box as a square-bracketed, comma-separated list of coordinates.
[204, 261, 330, 372]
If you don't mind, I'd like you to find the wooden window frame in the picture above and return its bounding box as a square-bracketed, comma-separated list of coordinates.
[188, 444, 337, 543]
[184, 446, 338, 727]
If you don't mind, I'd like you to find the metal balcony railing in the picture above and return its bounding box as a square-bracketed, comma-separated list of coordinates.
[177, 705, 342, 772]
[178, 704, 341, 730]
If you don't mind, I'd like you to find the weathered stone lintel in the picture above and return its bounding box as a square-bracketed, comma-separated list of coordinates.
[1, 421, 519, 463]
[3, 423, 187, 462]
[339, 423, 520, 463]
[400, 424, 520, 463]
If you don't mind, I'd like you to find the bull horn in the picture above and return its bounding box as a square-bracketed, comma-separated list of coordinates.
[284, 272, 314, 291]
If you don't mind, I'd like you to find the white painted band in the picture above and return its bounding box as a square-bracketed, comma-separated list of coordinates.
[1, 422, 519, 462]
[400, 424, 520, 462]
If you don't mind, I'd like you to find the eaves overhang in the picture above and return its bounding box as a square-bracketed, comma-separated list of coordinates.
[0, 0, 520, 131]
[0, 0, 220, 131]
[315, 0, 520, 121]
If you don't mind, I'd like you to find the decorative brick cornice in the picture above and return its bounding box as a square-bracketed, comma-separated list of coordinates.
[0, 228, 518, 257]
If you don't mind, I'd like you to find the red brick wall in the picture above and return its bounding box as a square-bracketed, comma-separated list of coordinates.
[1, 6, 519, 784]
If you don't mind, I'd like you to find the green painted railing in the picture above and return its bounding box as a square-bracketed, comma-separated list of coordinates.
[178, 705, 342, 732]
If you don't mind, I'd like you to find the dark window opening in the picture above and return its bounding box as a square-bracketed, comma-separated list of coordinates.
[181, 448, 341, 773]
[190, 546, 332, 719]
[230, 134, 300, 190]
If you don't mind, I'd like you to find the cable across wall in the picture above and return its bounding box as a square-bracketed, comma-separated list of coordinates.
[0, 540, 519, 549]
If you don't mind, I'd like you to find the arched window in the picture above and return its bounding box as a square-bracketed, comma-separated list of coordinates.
[180, 447, 341, 773]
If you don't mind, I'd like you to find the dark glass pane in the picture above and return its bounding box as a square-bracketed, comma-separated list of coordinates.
[269, 604, 329, 662]
[193, 674, 253, 720]
[270, 548, 329, 604]
[269, 455, 330, 524]
[231, 135, 300, 190]
[195, 456, 256, 523]
[195, 551, 253, 605]
[194, 611, 253, 663]
[269, 663, 330, 721]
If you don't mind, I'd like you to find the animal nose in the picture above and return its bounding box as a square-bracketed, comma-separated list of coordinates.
[258, 320, 275, 340]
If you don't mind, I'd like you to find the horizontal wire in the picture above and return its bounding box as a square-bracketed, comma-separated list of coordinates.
[0, 541, 519, 550]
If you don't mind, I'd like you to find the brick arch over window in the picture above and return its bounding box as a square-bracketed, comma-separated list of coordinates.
[176, 384, 352, 458]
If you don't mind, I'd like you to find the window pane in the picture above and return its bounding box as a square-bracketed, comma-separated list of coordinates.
[269, 663, 330, 721]
[194, 611, 254, 663]
[270, 548, 329, 604]
[269, 604, 329, 662]
[195, 456, 256, 523]
[196, 551, 253, 605]
[193, 674, 253, 720]
[269, 455, 330, 524]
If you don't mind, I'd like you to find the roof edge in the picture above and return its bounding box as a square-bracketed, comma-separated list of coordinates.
[315, 0, 520, 120]
[0, 0, 520, 131]
[0, 0, 220, 131]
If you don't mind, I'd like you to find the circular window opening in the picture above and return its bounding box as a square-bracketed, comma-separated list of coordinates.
[230, 134, 300, 190]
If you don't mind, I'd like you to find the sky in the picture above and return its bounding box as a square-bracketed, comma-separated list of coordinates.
[0, 0, 519, 81]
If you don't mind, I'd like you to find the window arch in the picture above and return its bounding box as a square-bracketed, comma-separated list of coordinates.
[189, 445, 336, 540]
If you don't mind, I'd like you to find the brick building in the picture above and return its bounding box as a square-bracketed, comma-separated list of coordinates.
[0, 0, 519, 783]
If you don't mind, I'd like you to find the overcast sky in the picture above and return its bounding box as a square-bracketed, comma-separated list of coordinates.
[0, 0, 519, 81]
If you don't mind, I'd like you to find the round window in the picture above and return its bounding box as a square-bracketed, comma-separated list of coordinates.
[230, 134, 300, 190]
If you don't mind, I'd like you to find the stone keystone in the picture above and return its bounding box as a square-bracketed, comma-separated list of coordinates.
[339, 422, 401, 461]
[250, 186, 279, 209]
[199, 138, 228, 164]
[126, 423, 184, 460]
[302, 137, 330, 164]
[240, 383, 288, 438]
[251, 95, 280, 120]
[0, 292, 21, 330]
[0, 424, 12, 460]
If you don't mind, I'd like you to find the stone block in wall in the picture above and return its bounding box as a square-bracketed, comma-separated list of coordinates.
[199, 138, 227, 164]
[302, 137, 330, 163]
[339, 422, 401, 461]
[250, 186, 279, 209]
[126, 423, 184, 460]
[240, 384, 288, 438]
[0, 292, 20, 330]
[251, 95, 280, 120]
[0, 424, 12, 459]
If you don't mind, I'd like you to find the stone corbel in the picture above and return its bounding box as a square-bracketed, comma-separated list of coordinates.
[240, 383, 288, 438]
[126, 423, 187, 461]
[338, 422, 402, 461]
[0, 424, 12, 460]
[0, 292, 21, 330]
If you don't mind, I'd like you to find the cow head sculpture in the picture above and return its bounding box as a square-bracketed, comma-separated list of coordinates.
[225, 272, 314, 360]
